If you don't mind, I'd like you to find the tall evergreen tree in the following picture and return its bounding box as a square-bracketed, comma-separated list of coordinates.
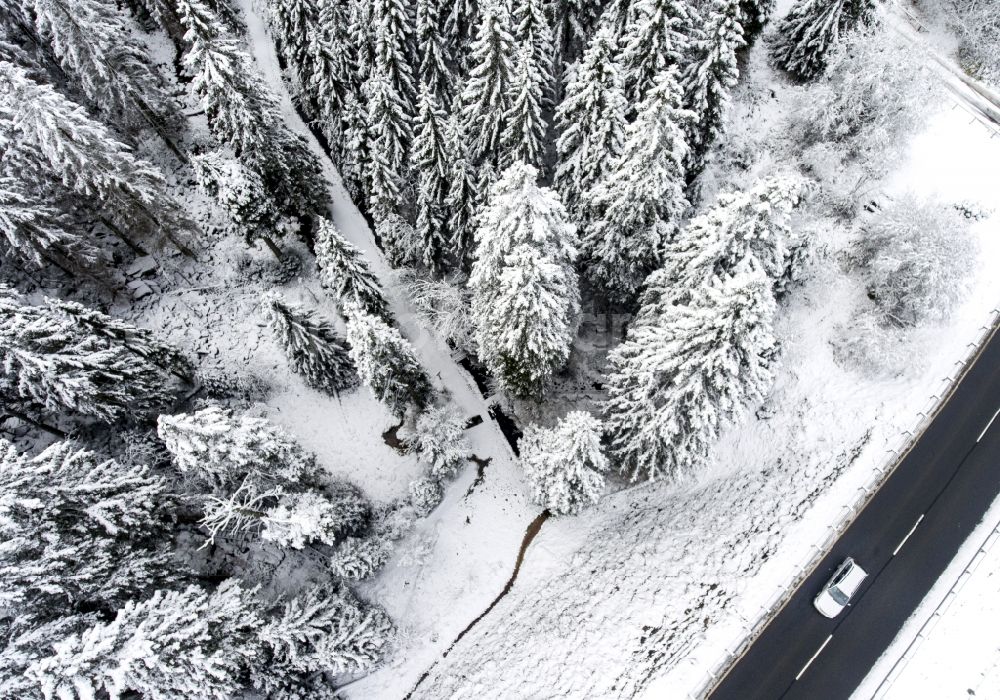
[314, 218, 392, 320]
[459, 0, 516, 165]
[582, 68, 691, 304]
[310, 0, 358, 166]
[344, 305, 432, 416]
[413, 85, 452, 272]
[618, 0, 694, 103]
[364, 66, 413, 220]
[681, 0, 747, 173]
[415, 0, 454, 103]
[554, 25, 628, 227]
[550, 0, 604, 67]
[470, 162, 579, 397]
[770, 0, 880, 79]
[443, 0, 477, 65]
[513, 0, 554, 105]
[500, 44, 546, 169]
[0, 287, 175, 423]
[443, 115, 480, 266]
[604, 261, 776, 481]
[261, 292, 358, 395]
[519, 411, 608, 514]
[740, 0, 776, 44]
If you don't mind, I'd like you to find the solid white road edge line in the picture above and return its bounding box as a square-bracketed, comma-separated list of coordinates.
[893, 514, 926, 557]
[976, 407, 1000, 443]
[795, 635, 834, 681]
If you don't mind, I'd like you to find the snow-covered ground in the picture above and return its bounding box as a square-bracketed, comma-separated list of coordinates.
[854, 492, 1000, 699]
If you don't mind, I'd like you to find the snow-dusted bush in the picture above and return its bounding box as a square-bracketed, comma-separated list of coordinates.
[157, 405, 315, 490]
[949, 0, 1000, 85]
[409, 476, 444, 516]
[769, 0, 879, 80]
[854, 196, 977, 325]
[261, 484, 371, 548]
[397, 269, 476, 353]
[328, 535, 394, 580]
[831, 311, 920, 378]
[786, 27, 940, 171]
[404, 405, 471, 481]
[260, 585, 394, 677]
[519, 411, 608, 515]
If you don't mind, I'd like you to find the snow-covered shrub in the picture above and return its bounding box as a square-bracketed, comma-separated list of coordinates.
[157, 405, 315, 490]
[769, 0, 879, 80]
[408, 476, 444, 516]
[949, 0, 1000, 85]
[786, 27, 940, 172]
[261, 483, 371, 548]
[328, 535, 394, 580]
[260, 585, 395, 677]
[397, 269, 476, 353]
[372, 502, 419, 541]
[854, 195, 977, 325]
[197, 367, 271, 402]
[27, 581, 263, 700]
[831, 311, 920, 378]
[404, 405, 471, 481]
[519, 411, 608, 515]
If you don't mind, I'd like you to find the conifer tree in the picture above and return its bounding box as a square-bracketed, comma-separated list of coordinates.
[0, 62, 193, 255]
[314, 218, 392, 320]
[470, 162, 579, 397]
[310, 0, 358, 165]
[344, 305, 432, 416]
[28, 582, 263, 700]
[604, 261, 776, 481]
[554, 25, 628, 227]
[0, 177, 103, 271]
[513, 0, 554, 105]
[519, 411, 608, 514]
[416, 0, 454, 103]
[261, 292, 358, 395]
[443, 115, 480, 265]
[740, 0, 776, 44]
[364, 67, 413, 220]
[0, 439, 173, 615]
[460, 0, 516, 164]
[413, 85, 452, 272]
[618, 0, 693, 103]
[263, 0, 318, 88]
[0, 287, 175, 423]
[500, 44, 546, 169]
[158, 405, 315, 491]
[46, 297, 193, 380]
[682, 0, 747, 173]
[443, 0, 477, 63]
[27, 0, 169, 122]
[770, 0, 880, 79]
[582, 68, 691, 304]
[406, 405, 471, 480]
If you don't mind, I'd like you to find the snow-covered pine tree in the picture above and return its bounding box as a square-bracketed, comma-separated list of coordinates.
[469, 162, 580, 397]
[0, 61, 193, 256]
[178, 0, 328, 220]
[500, 43, 546, 169]
[0, 176, 103, 271]
[519, 410, 608, 514]
[262, 0, 319, 92]
[0, 439, 173, 614]
[618, 0, 694, 104]
[554, 24, 628, 227]
[372, 0, 417, 106]
[191, 150, 285, 257]
[459, 0, 516, 165]
[309, 0, 358, 166]
[27, 581, 263, 700]
[513, 0, 554, 105]
[413, 85, 452, 273]
[327, 533, 394, 579]
[550, 0, 603, 66]
[0, 287, 174, 423]
[770, 0, 880, 80]
[443, 0, 477, 66]
[259, 487, 369, 548]
[314, 217, 392, 319]
[641, 175, 805, 319]
[443, 115, 480, 266]
[261, 585, 395, 677]
[157, 404, 315, 490]
[344, 304, 432, 416]
[740, 0, 776, 44]
[604, 260, 777, 481]
[26, 0, 170, 123]
[261, 291, 358, 395]
[45, 297, 193, 380]
[681, 0, 747, 174]
[582, 68, 691, 305]
[416, 0, 454, 104]
[406, 405, 471, 480]
[364, 67, 413, 220]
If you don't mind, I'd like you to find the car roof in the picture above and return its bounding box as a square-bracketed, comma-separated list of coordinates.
[836, 561, 868, 593]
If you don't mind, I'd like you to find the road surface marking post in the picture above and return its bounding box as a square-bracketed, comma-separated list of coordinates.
[795, 635, 834, 681]
[892, 514, 925, 556]
[976, 407, 1000, 443]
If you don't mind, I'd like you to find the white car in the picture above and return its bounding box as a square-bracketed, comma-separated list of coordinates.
[814, 557, 868, 618]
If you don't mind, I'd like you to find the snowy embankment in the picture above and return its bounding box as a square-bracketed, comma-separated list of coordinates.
[853, 490, 1000, 699]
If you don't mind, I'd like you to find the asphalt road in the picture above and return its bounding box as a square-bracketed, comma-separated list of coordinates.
[709, 323, 1000, 700]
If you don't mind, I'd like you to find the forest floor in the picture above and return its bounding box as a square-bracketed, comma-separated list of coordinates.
[105, 1, 1000, 698]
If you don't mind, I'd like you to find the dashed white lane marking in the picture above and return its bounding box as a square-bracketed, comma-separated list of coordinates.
[893, 514, 925, 556]
[796, 634, 834, 681]
[976, 407, 1000, 443]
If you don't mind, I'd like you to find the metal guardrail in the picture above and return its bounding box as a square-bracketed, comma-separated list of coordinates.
[690, 307, 1000, 699]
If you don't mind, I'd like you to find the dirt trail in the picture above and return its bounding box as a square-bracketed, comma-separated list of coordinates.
[404, 509, 552, 699]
